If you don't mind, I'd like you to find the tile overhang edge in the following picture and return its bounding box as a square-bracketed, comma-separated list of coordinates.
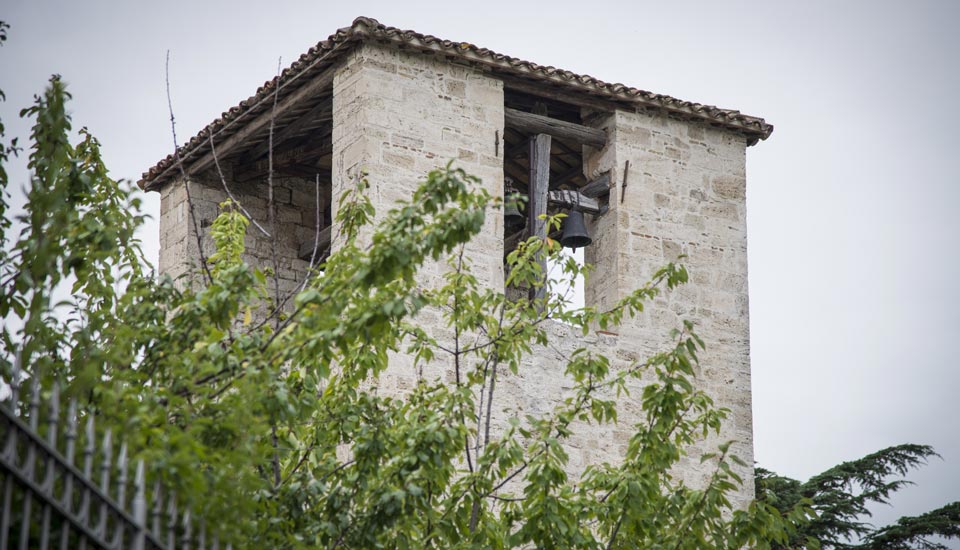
[139, 16, 773, 191]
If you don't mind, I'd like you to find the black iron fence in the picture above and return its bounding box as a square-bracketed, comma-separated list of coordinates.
[1, 355, 232, 550]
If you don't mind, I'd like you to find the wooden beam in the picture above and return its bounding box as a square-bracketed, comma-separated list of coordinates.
[529, 133, 551, 304]
[529, 134, 551, 241]
[547, 190, 601, 214]
[243, 101, 332, 162]
[184, 67, 337, 181]
[505, 108, 606, 148]
[580, 172, 611, 198]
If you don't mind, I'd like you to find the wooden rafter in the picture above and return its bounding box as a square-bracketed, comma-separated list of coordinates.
[504, 155, 529, 181]
[550, 165, 584, 189]
[179, 68, 338, 180]
[233, 145, 332, 183]
[243, 99, 333, 162]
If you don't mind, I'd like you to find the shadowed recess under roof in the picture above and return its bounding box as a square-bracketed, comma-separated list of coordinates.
[139, 16, 773, 191]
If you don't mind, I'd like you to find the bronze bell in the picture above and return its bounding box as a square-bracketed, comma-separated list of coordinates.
[560, 210, 592, 249]
[504, 193, 526, 229]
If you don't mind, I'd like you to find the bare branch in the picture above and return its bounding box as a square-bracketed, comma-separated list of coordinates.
[271, 425, 281, 488]
[267, 55, 284, 492]
[165, 50, 212, 285]
[308, 173, 322, 270]
[451, 244, 475, 476]
[267, 56, 283, 319]
[207, 133, 271, 238]
[296, 172, 326, 295]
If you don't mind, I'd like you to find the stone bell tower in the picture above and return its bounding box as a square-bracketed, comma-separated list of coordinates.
[140, 17, 770, 507]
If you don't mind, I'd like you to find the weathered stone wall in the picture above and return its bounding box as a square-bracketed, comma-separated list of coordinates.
[581, 109, 754, 505]
[330, 41, 505, 391]
[331, 42, 505, 288]
[157, 41, 755, 508]
[158, 180, 192, 281]
[329, 43, 755, 506]
[157, 171, 320, 294]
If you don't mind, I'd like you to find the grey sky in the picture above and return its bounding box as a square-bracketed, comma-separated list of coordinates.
[3, 0, 958, 538]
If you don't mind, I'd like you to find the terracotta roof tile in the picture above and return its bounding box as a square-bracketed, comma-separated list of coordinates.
[140, 16, 772, 190]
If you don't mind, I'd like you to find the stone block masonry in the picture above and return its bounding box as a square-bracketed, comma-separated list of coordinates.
[582, 108, 754, 506]
[328, 42, 755, 506]
[156, 38, 756, 509]
[331, 42, 505, 292]
[158, 169, 320, 295]
[330, 41, 505, 397]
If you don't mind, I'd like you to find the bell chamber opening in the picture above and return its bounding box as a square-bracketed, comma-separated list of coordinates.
[500, 88, 610, 310]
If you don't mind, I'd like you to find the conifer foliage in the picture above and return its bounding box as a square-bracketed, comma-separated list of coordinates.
[757, 445, 960, 549]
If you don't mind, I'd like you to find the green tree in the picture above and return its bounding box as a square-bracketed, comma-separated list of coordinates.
[756, 445, 960, 549]
[2, 77, 811, 548]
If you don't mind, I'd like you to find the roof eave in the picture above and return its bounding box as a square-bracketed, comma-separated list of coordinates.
[139, 17, 772, 191]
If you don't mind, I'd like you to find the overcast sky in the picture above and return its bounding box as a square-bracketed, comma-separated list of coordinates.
[3, 0, 958, 539]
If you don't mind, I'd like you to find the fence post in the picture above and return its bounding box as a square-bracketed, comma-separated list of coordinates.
[96, 429, 112, 537]
[39, 384, 60, 549]
[131, 459, 147, 550]
[0, 351, 19, 550]
[19, 375, 42, 550]
[182, 510, 192, 550]
[151, 480, 162, 536]
[59, 398, 78, 550]
[78, 415, 95, 550]
[166, 491, 177, 550]
[114, 442, 129, 548]
[0, 353, 230, 550]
